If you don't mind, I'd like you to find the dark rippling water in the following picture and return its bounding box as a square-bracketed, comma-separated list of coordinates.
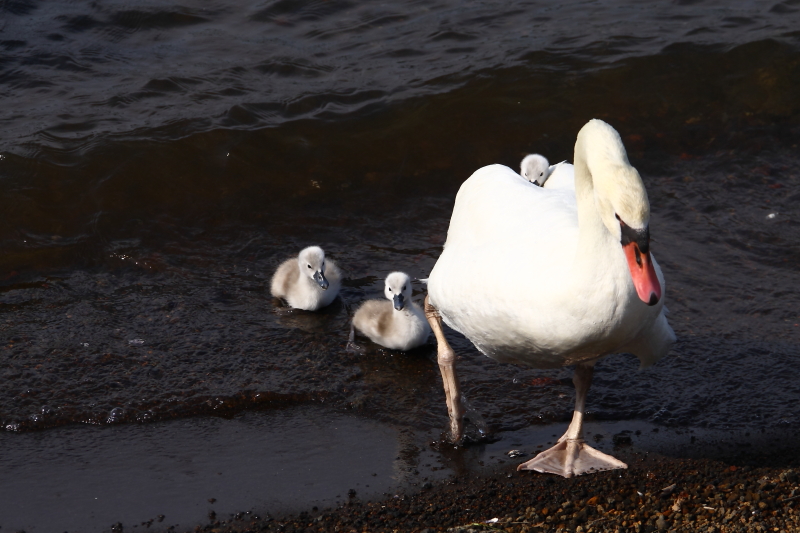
[2, 0, 800, 441]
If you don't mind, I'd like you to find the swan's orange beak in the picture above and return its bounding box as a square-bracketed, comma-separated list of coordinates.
[622, 242, 661, 306]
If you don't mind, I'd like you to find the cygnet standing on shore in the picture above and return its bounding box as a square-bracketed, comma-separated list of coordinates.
[270, 246, 341, 311]
[351, 272, 430, 351]
[520, 154, 565, 187]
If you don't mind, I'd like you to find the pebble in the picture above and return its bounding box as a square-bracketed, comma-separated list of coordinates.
[180, 454, 800, 533]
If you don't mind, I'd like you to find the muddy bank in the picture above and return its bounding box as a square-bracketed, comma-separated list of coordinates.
[182, 442, 800, 533]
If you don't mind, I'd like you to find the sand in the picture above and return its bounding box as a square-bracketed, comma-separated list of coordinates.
[179, 444, 800, 533]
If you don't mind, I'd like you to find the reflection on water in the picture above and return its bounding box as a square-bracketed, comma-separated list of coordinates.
[0, 0, 799, 440]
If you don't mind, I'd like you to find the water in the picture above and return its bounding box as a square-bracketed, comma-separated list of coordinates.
[0, 408, 403, 531]
[3, 411, 791, 532]
[1, 0, 800, 529]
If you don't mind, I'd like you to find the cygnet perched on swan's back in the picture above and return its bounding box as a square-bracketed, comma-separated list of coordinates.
[352, 272, 430, 351]
[270, 246, 341, 311]
[520, 154, 565, 186]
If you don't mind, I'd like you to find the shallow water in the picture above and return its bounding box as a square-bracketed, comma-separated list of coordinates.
[2, 410, 794, 531]
[1, 0, 800, 529]
[0, 408, 402, 531]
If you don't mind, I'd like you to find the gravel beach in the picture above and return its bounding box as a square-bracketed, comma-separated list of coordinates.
[178, 442, 800, 533]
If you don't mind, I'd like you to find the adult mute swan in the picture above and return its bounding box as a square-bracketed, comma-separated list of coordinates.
[425, 119, 675, 478]
[351, 272, 430, 351]
[270, 246, 341, 311]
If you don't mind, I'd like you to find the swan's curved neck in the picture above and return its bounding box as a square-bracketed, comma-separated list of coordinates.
[573, 135, 617, 261]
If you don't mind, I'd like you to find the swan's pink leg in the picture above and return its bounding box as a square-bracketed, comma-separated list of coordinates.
[518, 363, 627, 477]
[424, 295, 464, 442]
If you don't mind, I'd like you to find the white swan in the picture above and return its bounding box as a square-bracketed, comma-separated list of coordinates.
[520, 154, 566, 187]
[424, 119, 675, 478]
[542, 160, 574, 190]
[351, 272, 430, 351]
[270, 246, 341, 311]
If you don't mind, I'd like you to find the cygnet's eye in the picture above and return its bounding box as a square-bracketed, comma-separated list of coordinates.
[539, 172, 544, 176]
[307, 264, 312, 269]
[524, 172, 528, 177]
[403, 286, 406, 292]
[388, 287, 392, 292]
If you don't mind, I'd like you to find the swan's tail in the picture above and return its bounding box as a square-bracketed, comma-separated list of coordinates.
[623, 312, 676, 369]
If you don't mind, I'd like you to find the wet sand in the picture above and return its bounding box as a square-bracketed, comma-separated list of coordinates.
[5, 411, 800, 532]
[184, 436, 800, 533]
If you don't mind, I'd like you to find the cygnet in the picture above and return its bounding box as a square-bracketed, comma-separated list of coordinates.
[520, 154, 565, 186]
[270, 246, 341, 311]
[351, 272, 430, 351]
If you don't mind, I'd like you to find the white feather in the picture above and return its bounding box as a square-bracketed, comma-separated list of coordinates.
[428, 119, 675, 369]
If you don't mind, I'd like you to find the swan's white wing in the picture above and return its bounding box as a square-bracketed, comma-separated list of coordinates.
[442, 164, 578, 267]
[429, 164, 582, 364]
[428, 124, 672, 372]
[543, 162, 575, 191]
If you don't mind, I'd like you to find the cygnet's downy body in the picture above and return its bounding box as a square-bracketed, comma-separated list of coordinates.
[520, 154, 565, 187]
[270, 246, 341, 311]
[352, 272, 430, 351]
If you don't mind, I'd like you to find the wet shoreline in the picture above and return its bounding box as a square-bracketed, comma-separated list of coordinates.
[3, 411, 799, 532]
[178, 427, 800, 533]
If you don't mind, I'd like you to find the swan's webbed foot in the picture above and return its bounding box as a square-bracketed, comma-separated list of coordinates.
[517, 438, 627, 478]
[517, 363, 626, 477]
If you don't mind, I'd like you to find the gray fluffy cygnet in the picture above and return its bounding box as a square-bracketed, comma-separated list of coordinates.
[520, 153, 558, 186]
[351, 272, 430, 351]
[270, 246, 341, 310]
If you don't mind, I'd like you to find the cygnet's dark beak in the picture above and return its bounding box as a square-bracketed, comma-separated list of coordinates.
[313, 270, 329, 290]
[393, 294, 405, 311]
